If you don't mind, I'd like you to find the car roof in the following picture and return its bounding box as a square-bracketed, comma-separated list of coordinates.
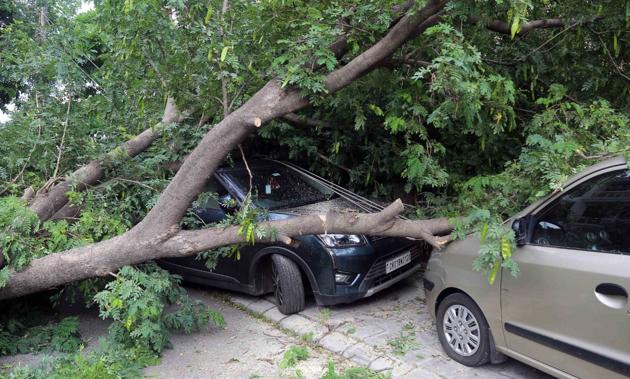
[564, 155, 628, 185]
[513, 155, 628, 219]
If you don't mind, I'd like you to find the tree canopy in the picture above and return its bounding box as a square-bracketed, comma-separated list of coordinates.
[0, 0, 629, 375]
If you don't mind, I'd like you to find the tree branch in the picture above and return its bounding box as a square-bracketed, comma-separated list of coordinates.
[486, 18, 565, 34]
[28, 98, 193, 221]
[480, 15, 603, 36]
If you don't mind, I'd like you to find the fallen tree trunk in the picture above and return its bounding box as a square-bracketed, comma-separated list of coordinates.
[0, 0, 449, 300]
[0, 200, 451, 300]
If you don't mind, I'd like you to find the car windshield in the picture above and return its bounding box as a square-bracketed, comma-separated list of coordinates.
[227, 165, 336, 210]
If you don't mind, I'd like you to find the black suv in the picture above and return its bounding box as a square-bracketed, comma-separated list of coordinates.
[159, 160, 428, 314]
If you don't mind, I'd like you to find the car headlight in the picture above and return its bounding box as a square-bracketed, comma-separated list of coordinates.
[318, 234, 364, 247]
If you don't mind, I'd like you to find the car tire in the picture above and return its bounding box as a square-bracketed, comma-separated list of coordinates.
[436, 292, 491, 366]
[271, 254, 305, 315]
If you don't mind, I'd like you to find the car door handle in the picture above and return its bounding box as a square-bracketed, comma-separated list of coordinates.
[594, 283, 628, 309]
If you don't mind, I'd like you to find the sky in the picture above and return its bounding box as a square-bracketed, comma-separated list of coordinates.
[0, 104, 15, 124]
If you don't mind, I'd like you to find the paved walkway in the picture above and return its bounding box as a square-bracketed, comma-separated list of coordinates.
[145, 290, 351, 378]
[0, 292, 352, 379]
[224, 270, 551, 379]
[0, 273, 553, 378]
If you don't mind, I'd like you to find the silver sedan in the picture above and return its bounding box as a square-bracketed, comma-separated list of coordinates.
[424, 156, 630, 379]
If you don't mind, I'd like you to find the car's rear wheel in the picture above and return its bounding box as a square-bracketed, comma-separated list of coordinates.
[271, 254, 305, 315]
[436, 292, 490, 366]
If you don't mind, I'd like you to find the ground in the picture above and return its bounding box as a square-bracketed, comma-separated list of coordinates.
[224, 270, 552, 379]
[0, 272, 552, 378]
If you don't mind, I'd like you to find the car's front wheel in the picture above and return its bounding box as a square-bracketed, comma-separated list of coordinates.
[271, 254, 305, 315]
[436, 292, 491, 366]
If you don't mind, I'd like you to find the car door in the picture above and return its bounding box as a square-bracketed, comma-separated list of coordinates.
[163, 176, 251, 286]
[501, 168, 630, 378]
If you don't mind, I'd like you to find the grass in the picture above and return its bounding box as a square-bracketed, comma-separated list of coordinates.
[301, 331, 315, 342]
[319, 307, 331, 323]
[279, 345, 310, 369]
[321, 360, 391, 379]
[387, 322, 420, 356]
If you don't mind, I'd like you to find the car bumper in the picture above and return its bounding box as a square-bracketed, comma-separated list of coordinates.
[313, 262, 424, 305]
[423, 254, 446, 320]
[313, 237, 429, 305]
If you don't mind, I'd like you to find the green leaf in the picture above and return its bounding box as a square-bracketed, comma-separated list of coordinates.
[480, 222, 488, 242]
[123, 0, 133, 14]
[368, 104, 384, 116]
[204, 6, 213, 25]
[488, 260, 500, 285]
[501, 237, 512, 259]
[510, 15, 520, 39]
[220, 46, 230, 62]
[0, 267, 10, 288]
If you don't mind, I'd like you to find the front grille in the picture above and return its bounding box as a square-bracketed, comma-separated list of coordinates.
[370, 263, 418, 288]
[364, 242, 432, 289]
[365, 244, 422, 281]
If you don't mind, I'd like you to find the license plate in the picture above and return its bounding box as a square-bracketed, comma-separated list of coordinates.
[385, 252, 411, 274]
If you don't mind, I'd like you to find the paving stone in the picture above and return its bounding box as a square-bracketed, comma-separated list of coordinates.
[299, 301, 325, 321]
[342, 342, 379, 366]
[391, 362, 418, 378]
[348, 323, 387, 340]
[398, 367, 443, 379]
[368, 357, 395, 372]
[318, 332, 354, 354]
[246, 299, 275, 314]
[236, 273, 551, 379]
[228, 293, 257, 308]
[279, 315, 328, 342]
[419, 356, 503, 379]
[262, 307, 289, 323]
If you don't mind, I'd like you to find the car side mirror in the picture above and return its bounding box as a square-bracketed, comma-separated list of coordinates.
[512, 217, 529, 246]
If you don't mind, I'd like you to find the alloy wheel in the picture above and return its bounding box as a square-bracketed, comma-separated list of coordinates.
[442, 304, 481, 356]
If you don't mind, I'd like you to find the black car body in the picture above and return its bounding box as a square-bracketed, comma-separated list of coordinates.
[159, 160, 428, 313]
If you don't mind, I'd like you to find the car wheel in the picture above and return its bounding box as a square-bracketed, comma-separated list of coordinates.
[271, 254, 305, 315]
[436, 293, 491, 366]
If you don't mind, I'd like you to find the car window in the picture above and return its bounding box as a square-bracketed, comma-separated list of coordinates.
[227, 166, 336, 210]
[201, 177, 228, 209]
[531, 169, 630, 255]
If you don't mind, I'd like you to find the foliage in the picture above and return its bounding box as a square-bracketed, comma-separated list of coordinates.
[0, 0, 630, 372]
[0, 341, 160, 379]
[0, 195, 130, 288]
[279, 345, 310, 369]
[387, 323, 420, 356]
[0, 197, 40, 276]
[0, 300, 82, 356]
[93, 263, 225, 353]
[321, 360, 390, 379]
